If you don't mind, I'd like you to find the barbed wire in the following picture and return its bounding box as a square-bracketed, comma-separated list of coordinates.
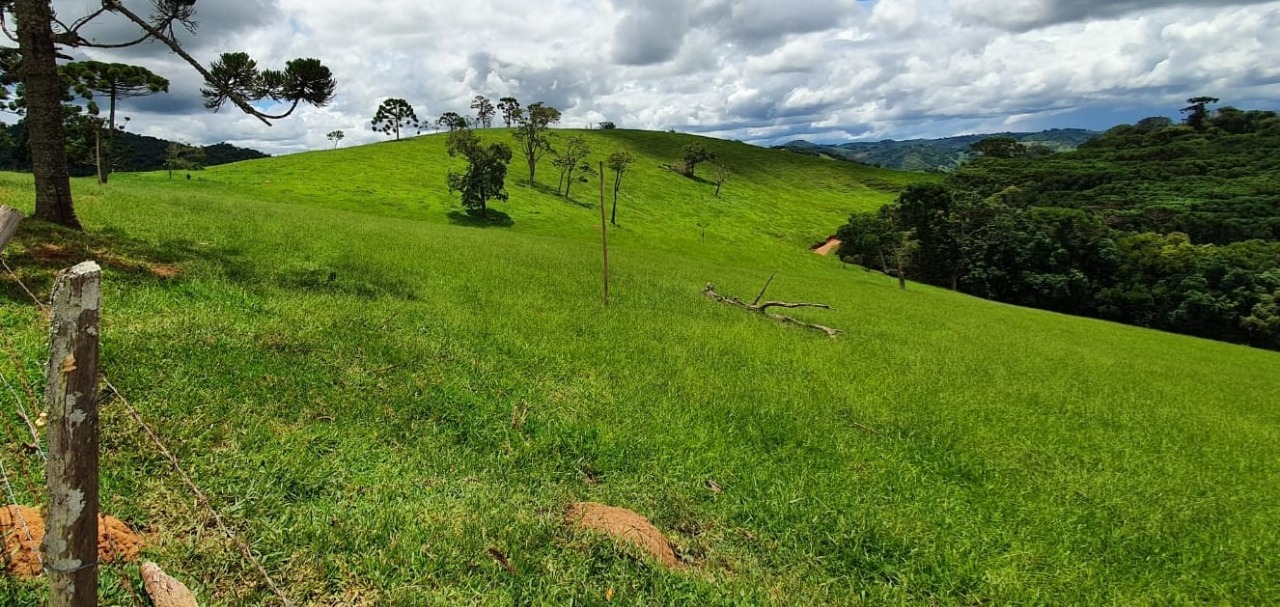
[0, 372, 39, 501]
[2, 258, 293, 605]
[105, 380, 296, 607]
[0, 368, 44, 463]
[0, 257, 49, 314]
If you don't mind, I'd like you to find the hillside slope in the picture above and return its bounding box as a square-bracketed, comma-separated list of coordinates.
[0, 131, 1276, 605]
[160, 129, 924, 261]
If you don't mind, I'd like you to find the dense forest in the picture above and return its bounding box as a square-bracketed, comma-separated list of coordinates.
[779, 129, 1097, 172]
[0, 122, 268, 176]
[836, 102, 1280, 349]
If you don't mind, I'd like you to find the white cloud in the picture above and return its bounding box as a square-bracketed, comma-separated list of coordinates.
[55, 0, 1280, 154]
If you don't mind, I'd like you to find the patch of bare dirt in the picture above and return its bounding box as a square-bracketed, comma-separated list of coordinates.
[565, 502, 680, 569]
[99, 514, 143, 562]
[1, 505, 143, 579]
[26, 243, 78, 265]
[1, 505, 43, 578]
[813, 237, 842, 256]
[149, 264, 182, 279]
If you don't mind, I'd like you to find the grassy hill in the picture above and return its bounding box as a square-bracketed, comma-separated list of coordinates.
[0, 130, 1277, 605]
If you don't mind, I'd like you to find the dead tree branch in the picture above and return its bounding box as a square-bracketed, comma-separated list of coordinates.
[703, 283, 842, 338]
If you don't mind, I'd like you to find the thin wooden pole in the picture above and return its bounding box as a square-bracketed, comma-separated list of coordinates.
[0, 205, 22, 251]
[752, 272, 777, 306]
[599, 161, 609, 306]
[43, 261, 102, 607]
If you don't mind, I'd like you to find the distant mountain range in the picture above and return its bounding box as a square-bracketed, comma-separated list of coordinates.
[0, 123, 268, 175]
[777, 129, 1099, 172]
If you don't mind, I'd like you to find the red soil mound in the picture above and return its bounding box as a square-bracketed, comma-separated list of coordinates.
[566, 502, 679, 569]
[1, 505, 143, 579]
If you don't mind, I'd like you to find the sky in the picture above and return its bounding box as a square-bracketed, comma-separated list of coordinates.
[41, 0, 1280, 155]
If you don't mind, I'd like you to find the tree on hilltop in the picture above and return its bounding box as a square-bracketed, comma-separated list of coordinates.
[471, 94, 495, 128]
[1, 0, 336, 229]
[446, 128, 513, 219]
[512, 102, 560, 185]
[326, 129, 344, 148]
[497, 97, 521, 127]
[1181, 96, 1219, 131]
[372, 98, 420, 140]
[438, 111, 469, 132]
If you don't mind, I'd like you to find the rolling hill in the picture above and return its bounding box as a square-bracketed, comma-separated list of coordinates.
[0, 129, 1276, 605]
[781, 129, 1098, 172]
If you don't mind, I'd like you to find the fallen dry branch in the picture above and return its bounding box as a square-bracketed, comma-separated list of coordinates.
[703, 283, 842, 338]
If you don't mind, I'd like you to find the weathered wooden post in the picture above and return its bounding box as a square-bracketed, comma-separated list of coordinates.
[43, 261, 102, 607]
[0, 205, 22, 251]
[599, 161, 610, 306]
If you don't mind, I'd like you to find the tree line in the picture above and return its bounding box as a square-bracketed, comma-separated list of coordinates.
[836, 99, 1280, 349]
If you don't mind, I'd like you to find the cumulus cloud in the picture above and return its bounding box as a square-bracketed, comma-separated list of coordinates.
[54, 0, 1280, 154]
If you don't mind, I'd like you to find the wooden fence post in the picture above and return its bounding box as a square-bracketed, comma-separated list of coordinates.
[43, 261, 102, 607]
[0, 205, 22, 251]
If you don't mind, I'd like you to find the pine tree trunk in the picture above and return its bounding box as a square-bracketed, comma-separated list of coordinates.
[15, 0, 82, 230]
[103, 90, 116, 183]
[94, 128, 105, 185]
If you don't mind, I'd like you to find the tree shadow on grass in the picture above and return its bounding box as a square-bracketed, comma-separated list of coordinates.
[525, 180, 560, 197]
[524, 180, 597, 208]
[447, 209, 514, 228]
[680, 172, 715, 186]
[0, 220, 252, 308]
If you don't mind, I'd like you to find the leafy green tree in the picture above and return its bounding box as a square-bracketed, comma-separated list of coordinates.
[497, 97, 521, 127]
[1, 0, 336, 229]
[1243, 289, 1280, 348]
[326, 129, 344, 148]
[598, 121, 617, 130]
[713, 163, 729, 197]
[1135, 116, 1174, 131]
[437, 111, 469, 132]
[1181, 96, 1219, 131]
[511, 102, 561, 185]
[606, 151, 635, 225]
[889, 230, 920, 290]
[470, 95, 495, 128]
[446, 128, 513, 219]
[551, 134, 591, 197]
[836, 211, 896, 270]
[162, 141, 204, 178]
[61, 60, 168, 183]
[888, 183, 960, 287]
[372, 98, 420, 140]
[970, 136, 1024, 158]
[681, 142, 714, 177]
